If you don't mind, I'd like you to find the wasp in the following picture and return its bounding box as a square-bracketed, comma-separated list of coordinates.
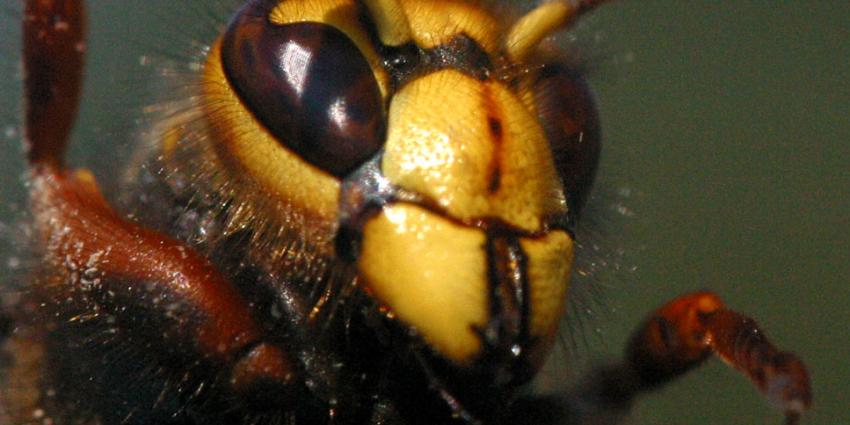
[1, 1, 811, 424]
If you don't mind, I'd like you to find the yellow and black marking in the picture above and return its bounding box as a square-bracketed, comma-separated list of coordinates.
[13, 1, 814, 423]
[191, 0, 597, 372]
[151, 0, 602, 420]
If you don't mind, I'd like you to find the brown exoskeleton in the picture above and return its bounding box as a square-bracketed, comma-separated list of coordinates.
[2, 1, 811, 424]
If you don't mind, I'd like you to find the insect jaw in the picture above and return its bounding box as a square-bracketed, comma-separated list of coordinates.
[335, 155, 573, 393]
[323, 39, 580, 401]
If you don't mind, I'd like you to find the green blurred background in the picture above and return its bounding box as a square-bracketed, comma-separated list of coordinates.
[1, 1, 848, 424]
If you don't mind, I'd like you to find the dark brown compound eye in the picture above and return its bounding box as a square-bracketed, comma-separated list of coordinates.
[221, 2, 386, 178]
[533, 63, 601, 219]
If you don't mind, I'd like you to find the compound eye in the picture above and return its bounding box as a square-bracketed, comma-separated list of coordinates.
[221, 7, 386, 178]
[533, 63, 601, 217]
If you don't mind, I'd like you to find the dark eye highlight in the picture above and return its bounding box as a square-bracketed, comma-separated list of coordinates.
[221, 4, 386, 178]
[533, 63, 601, 218]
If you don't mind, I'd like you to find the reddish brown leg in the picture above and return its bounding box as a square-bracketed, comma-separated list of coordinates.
[627, 292, 811, 424]
[23, 0, 84, 170]
[571, 292, 811, 425]
[23, 0, 293, 397]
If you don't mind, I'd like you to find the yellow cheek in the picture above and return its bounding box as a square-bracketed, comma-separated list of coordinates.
[521, 231, 574, 340]
[358, 204, 488, 363]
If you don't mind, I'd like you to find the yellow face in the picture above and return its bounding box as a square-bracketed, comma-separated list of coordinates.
[175, 0, 600, 397]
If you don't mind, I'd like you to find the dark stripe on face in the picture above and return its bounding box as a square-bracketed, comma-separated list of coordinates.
[483, 85, 505, 194]
[336, 157, 576, 262]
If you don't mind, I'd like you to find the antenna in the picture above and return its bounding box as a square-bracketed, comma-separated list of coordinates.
[363, 0, 414, 46]
[505, 0, 608, 62]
